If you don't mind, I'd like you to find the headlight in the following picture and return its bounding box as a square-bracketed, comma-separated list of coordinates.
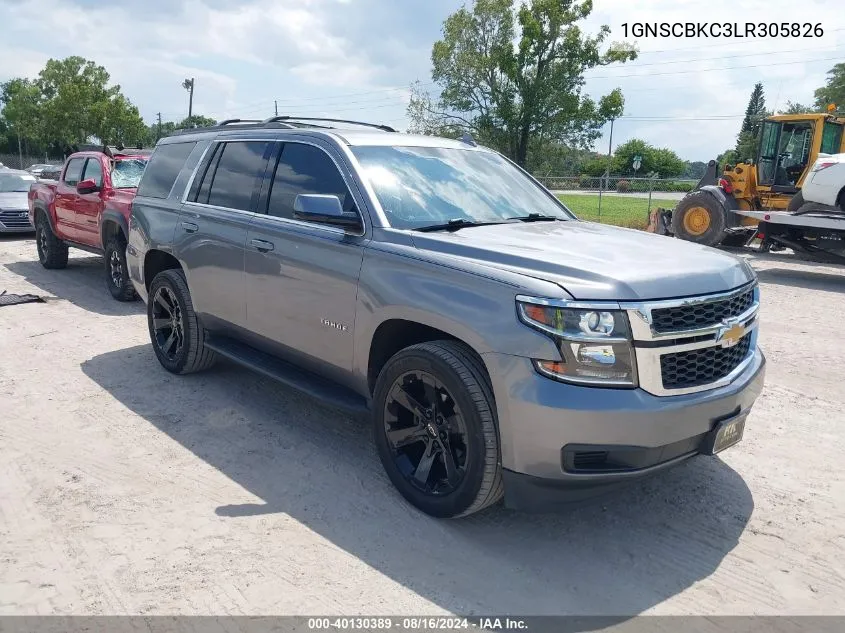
[517, 299, 637, 387]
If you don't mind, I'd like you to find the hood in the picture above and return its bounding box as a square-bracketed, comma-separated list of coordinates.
[0, 192, 29, 210]
[409, 220, 755, 301]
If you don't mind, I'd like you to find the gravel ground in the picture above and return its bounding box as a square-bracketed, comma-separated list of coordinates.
[1, 234, 844, 616]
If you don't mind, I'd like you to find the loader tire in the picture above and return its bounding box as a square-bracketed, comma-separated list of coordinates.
[671, 191, 728, 247]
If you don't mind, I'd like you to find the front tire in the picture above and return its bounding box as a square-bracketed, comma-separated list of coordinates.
[104, 236, 137, 301]
[373, 341, 503, 518]
[671, 191, 728, 247]
[35, 214, 68, 269]
[147, 269, 217, 375]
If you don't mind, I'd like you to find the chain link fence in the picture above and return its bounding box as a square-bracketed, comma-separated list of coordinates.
[0, 153, 63, 171]
[534, 174, 696, 228]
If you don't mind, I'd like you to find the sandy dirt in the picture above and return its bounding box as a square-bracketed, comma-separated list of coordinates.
[1, 234, 844, 616]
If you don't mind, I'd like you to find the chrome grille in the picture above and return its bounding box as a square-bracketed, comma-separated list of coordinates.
[651, 288, 755, 333]
[623, 283, 760, 396]
[660, 334, 753, 390]
[0, 209, 32, 229]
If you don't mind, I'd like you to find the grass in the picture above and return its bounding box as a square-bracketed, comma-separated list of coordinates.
[556, 194, 678, 229]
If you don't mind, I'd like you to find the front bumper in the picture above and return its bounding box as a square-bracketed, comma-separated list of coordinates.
[483, 348, 766, 511]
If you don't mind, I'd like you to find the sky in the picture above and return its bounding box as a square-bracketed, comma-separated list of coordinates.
[0, 0, 843, 162]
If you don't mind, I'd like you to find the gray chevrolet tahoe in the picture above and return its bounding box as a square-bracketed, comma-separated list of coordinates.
[127, 116, 766, 518]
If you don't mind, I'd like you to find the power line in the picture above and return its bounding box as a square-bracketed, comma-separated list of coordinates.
[587, 54, 843, 79]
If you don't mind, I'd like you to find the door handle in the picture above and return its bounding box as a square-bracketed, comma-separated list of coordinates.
[181, 221, 199, 233]
[250, 238, 275, 253]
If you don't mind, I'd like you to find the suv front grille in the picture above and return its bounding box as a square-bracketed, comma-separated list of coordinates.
[660, 333, 753, 390]
[0, 209, 31, 229]
[651, 287, 755, 333]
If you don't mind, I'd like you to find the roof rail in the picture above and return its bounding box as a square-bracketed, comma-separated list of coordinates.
[217, 118, 265, 126]
[262, 116, 397, 132]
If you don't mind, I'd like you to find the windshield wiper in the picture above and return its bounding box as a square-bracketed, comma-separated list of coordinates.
[509, 213, 564, 222]
[414, 218, 507, 232]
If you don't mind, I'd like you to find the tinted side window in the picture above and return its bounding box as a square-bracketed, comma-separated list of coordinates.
[267, 143, 353, 219]
[205, 141, 272, 211]
[63, 158, 85, 186]
[137, 142, 198, 199]
[82, 158, 103, 187]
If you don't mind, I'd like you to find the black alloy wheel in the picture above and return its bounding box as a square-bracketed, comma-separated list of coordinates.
[109, 249, 123, 288]
[383, 370, 470, 495]
[151, 285, 184, 362]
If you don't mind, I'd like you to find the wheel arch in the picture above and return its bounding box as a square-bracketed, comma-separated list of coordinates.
[143, 249, 184, 291]
[100, 210, 128, 247]
[366, 318, 489, 396]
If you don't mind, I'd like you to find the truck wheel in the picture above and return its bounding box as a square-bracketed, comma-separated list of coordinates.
[671, 191, 728, 247]
[787, 191, 804, 212]
[147, 269, 217, 375]
[373, 341, 503, 518]
[104, 237, 137, 302]
[35, 214, 68, 269]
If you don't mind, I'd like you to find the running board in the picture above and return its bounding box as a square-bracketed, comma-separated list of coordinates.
[205, 336, 369, 415]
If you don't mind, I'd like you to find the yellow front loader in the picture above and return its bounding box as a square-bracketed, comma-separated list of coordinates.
[661, 111, 845, 247]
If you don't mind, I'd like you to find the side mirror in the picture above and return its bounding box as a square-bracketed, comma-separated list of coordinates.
[76, 178, 99, 194]
[293, 194, 361, 230]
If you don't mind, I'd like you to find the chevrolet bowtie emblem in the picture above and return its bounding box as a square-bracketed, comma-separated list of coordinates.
[718, 323, 746, 348]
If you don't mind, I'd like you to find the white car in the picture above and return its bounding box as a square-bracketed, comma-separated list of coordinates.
[800, 152, 845, 210]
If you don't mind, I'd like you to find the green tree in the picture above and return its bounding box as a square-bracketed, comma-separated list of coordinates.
[813, 63, 845, 111]
[650, 147, 686, 177]
[179, 114, 217, 129]
[409, 0, 636, 166]
[1, 78, 44, 145]
[717, 148, 739, 168]
[739, 82, 766, 135]
[683, 161, 708, 179]
[783, 101, 817, 114]
[1, 57, 147, 150]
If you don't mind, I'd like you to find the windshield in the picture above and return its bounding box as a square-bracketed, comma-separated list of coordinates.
[351, 145, 573, 229]
[111, 158, 148, 188]
[0, 173, 36, 193]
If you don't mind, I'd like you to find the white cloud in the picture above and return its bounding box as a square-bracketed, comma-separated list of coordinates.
[0, 0, 841, 160]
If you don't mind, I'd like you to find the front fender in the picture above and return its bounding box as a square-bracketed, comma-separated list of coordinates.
[100, 208, 129, 244]
[698, 185, 743, 228]
[352, 247, 560, 386]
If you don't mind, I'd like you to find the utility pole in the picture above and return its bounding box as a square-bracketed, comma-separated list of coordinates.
[182, 78, 195, 120]
[157, 112, 163, 141]
[597, 117, 615, 222]
[17, 131, 23, 170]
[275, 100, 279, 116]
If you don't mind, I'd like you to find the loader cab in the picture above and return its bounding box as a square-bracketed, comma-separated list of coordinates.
[757, 114, 844, 193]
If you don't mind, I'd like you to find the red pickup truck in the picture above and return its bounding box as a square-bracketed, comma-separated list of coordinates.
[28, 146, 150, 300]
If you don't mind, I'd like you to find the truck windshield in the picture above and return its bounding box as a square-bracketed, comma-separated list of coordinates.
[0, 173, 36, 192]
[111, 158, 148, 189]
[351, 145, 573, 230]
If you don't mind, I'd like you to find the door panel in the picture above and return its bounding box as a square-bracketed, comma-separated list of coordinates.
[245, 217, 365, 376]
[245, 141, 366, 377]
[76, 158, 105, 247]
[176, 203, 253, 328]
[173, 140, 273, 331]
[54, 157, 85, 240]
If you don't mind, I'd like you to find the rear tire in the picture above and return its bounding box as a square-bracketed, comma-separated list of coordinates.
[147, 269, 217, 375]
[104, 236, 137, 302]
[373, 340, 503, 518]
[672, 191, 728, 247]
[35, 214, 68, 269]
